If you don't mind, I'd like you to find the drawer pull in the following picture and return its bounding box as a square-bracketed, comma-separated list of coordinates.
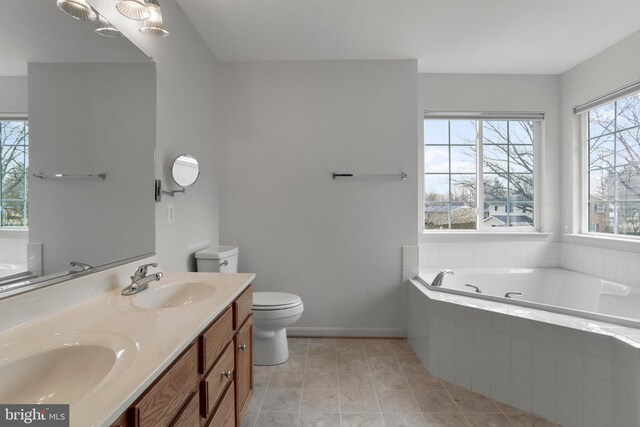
[238, 344, 247, 351]
[222, 370, 232, 379]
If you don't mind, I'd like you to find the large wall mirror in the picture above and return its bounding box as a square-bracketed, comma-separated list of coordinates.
[0, 0, 155, 296]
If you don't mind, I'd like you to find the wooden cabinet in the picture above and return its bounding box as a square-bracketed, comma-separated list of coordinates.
[234, 315, 253, 424]
[111, 284, 252, 427]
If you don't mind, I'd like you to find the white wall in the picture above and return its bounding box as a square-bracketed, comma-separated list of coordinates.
[418, 74, 562, 268]
[89, 0, 221, 271]
[218, 60, 418, 336]
[0, 76, 26, 114]
[559, 30, 640, 284]
[28, 63, 155, 274]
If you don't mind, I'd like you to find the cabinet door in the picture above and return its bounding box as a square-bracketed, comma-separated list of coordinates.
[234, 315, 253, 425]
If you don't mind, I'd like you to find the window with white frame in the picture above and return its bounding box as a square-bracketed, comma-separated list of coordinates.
[0, 120, 28, 228]
[585, 91, 640, 236]
[423, 115, 541, 231]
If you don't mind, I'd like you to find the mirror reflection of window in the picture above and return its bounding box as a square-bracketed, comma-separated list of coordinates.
[0, 120, 28, 228]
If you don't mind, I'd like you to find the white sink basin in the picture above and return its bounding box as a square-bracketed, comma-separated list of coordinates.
[0, 332, 136, 405]
[133, 282, 216, 310]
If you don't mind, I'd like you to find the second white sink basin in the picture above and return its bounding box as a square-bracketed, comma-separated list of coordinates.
[133, 282, 216, 310]
[0, 332, 136, 405]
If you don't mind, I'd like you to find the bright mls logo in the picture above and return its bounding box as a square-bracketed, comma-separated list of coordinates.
[0, 405, 69, 426]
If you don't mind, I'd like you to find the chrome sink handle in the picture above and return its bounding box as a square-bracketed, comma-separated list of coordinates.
[133, 262, 158, 281]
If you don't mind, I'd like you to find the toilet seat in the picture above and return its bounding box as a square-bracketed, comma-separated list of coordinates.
[253, 292, 302, 311]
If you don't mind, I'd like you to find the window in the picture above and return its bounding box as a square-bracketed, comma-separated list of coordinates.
[424, 116, 538, 231]
[0, 120, 28, 228]
[586, 92, 640, 236]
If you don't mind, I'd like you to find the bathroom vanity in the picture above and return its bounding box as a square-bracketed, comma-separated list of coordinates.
[0, 258, 255, 427]
[111, 284, 254, 427]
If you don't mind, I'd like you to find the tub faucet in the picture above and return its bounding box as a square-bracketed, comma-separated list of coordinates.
[504, 291, 522, 299]
[431, 269, 454, 287]
[465, 284, 481, 293]
[122, 262, 163, 296]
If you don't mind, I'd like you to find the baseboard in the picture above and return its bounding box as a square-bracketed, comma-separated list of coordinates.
[286, 326, 407, 338]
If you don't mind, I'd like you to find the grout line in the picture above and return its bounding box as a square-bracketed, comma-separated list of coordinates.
[389, 340, 429, 425]
[362, 339, 385, 422]
[295, 338, 309, 427]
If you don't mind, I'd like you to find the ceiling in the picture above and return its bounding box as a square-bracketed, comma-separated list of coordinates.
[0, 0, 149, 76]
[177, 0, 640, 74]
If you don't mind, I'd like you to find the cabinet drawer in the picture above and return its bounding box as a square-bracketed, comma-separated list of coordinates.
[233, 285, 253, 330]
[200, 343, 235, 419]
[205, 383, 235, 427]
[132, 344, 198, 427]
[170, 392, 199, 427]
[199, 307, 234, 374]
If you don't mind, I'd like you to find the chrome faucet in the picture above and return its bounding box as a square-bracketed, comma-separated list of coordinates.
[69, 261, 93, 272]
[122, 263, 163, 296]
[465, 284, 481, 293]
[431, 269, 454, 287]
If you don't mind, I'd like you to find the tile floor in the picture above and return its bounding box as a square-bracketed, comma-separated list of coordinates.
[242, 338, 559, 427]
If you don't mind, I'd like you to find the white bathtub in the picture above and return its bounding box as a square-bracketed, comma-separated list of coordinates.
[409, 268, 640, 427]
[419, 268, 640, 327]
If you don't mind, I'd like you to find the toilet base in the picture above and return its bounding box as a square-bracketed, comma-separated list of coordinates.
[254, 328, 289, 365]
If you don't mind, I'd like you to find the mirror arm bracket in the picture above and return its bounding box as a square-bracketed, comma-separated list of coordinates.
[162, 188, 185, 197]
[155, 179, 186, 202]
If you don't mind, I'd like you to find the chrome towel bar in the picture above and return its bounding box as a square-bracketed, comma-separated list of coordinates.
[332, 172, 407, 180]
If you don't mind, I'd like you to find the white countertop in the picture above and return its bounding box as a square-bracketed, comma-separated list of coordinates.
[0, 270, 255, 427]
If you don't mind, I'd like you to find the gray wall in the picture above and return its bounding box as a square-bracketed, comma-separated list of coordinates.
[0, 76, 27, 114]
[218, 60, 418, 336]
[28, 63, 156, 274]
[89, 0, 221, 271]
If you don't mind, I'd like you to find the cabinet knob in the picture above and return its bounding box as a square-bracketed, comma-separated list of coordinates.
[222, 370, 232, 379]
[238, 344, 247, 351]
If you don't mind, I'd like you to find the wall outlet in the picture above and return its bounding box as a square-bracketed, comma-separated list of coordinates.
[167, 204, 175, 224]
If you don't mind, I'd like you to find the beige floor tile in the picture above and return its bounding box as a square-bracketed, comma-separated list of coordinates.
[371, 371, 410, 390]
[304, 367, 339, 389]
[405, 371, 444, 391]
[367, 354, 399, 373]
[465, 413, 513, 427]
[307, 353, 337, 369]
[376, 390, 420, 414]
[445, 385, 500, 414]
[248, 388, 266, 412]
[288, 337, 309, 350]
[298, 412, 341, 427]
[255, 368, 274, 388]
[382, 413, 428, 427]
[308, 338, 336, 349]
[301, 388, 340, 412]
[422, 413, 471, 427]
[339, 389, 380, 413]
[413, 389, 460, 414]
[507, 413, 560, 427]
[341, 412, 385, 427]
[261, 389, 303, 412]
[363, 340, 393, 356]
[338, 356, 370, 372]
[339, 371, 374, 390]
[273, 354, 307, 371]
[255, 411, 299, 427]
[242, 411, 258, 427]
[269, 370, 305, 389]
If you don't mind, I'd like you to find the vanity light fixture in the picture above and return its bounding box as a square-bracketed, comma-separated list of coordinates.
[56, 0, 98, 21]
[115, 0, 151, 21]
[95, 15, 123, 37]
[139, 0, 169, 37]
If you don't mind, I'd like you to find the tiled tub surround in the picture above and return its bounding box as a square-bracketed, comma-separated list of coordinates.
[243, 337, 557, 427]
[408, 280, 640, 427]
[420, 268, 640, 326]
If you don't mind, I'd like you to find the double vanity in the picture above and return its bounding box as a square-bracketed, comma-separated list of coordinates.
[0, 258, 255, 427]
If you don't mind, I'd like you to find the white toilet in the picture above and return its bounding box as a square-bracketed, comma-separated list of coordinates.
[195, 246, 304, 366]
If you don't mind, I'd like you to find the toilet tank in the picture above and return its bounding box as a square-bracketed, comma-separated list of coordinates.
[195, 246, 238, 273]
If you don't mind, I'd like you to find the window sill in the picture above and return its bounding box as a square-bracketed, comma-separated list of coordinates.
[420, 231, 554, 243]
[562, 234, 640, 254]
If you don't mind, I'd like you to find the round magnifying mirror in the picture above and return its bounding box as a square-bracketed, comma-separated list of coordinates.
[171, 154, 200, 187]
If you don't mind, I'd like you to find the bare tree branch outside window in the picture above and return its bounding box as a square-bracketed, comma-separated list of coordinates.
[0, 121, 29, 227]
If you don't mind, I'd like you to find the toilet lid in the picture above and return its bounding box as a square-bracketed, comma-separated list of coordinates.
[253, 292, 302, 310]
